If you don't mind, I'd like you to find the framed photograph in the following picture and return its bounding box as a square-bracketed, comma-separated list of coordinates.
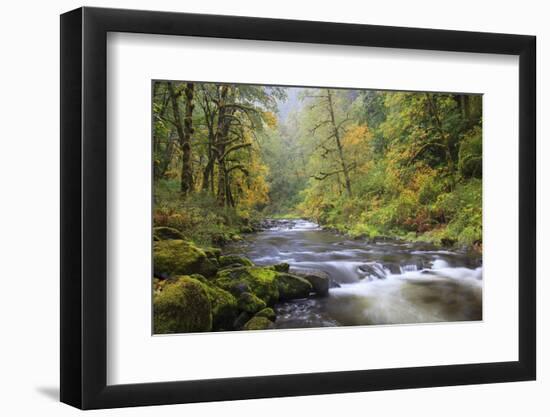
[60, 6, 536, 409]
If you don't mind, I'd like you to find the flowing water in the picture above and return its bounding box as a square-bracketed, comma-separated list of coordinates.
[227, 219, 482, 329]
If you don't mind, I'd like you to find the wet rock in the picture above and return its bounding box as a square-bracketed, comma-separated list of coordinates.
[275, 272, 313, 300]
[357, 262, 387, 280]
[290, 268, 330, 296]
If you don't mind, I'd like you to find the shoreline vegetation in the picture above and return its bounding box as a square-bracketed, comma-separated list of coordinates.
[152, 81, 483, 333]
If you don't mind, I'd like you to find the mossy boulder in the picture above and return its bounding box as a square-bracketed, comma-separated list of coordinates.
[268, 263, 290, 273]
[237, 292, 267, 314]
[243, 316, 274, 331]
[255, 307, 276, 322]
[214, 266, 280, 305]
[233, 311, 251, 330]
[291, 269, 330, 296]
[275, 272, 313, 300]
[153, 226, 185, 240]
[203, 247, 222, 260]
[184, 274, 238, 331]
[154, 240, 218, 278]
[153, 276, 212, 334]
[219, 255, 253, 268]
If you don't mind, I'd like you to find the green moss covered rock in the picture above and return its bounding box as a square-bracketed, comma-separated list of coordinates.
[153, 240, 218, 278]
[153, 276, 212, 334]
[233, 311, 251, 330]
[255, 307, 276, 322]
[237, 292, 267, 314]
[203, 247, 222, 260]
[267, 263, 290, 273]
[153, 226, 185, 240]
[219, 255, 253, 268]
[275, 272, 313, 300]
[214, 266, 280, 305]
[243, 316, 274, 331]
[292, 269, 330, 296]
[184, 274, 238, 331]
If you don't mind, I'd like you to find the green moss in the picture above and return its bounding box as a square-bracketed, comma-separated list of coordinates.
[233, 311, 251, 329]
[219, 255, 253, 268]
[255, 307, 276, 322]
[243, 316, 274, 331]
[214, 266, 280, 305]
[237, 292, 267, 314]
[275, 272, 313, 300]
[183, 274, 238, 330]
[153, 239, 218, 278]
[203, 284, 238, 331]
[203, 247, 222, 260]
[153, 226, 185, 240]
[153, 276, 212, 334]
[267, 263, 290, 273]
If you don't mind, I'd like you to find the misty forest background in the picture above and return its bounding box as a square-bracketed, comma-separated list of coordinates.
[153, 81, 482, 251]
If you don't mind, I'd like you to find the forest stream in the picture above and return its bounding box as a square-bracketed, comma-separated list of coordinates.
[226, 219, 483, 328]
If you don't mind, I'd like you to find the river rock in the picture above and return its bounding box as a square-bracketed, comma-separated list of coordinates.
[268, 262, 290, 273]
[275, 272, 313, 300]
[215, 266, 280, 305]
[237, 292, 267, 314]
[243, 316, 274, 331]
[219, 255, 253, 268]
[186, 275, 238, 331]
[233, 311, 251, 330]
[357, 262, 388, 280]
[153, 276, 212, 334]
[153, 239, 218, 278]
[219, 263, 247, 272]
[290, 268, 330, 296]
[255, 307, 276, 322]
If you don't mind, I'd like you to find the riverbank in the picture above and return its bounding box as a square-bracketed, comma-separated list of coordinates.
[266, 214, 482, 254]
[153, 225, 333, 334]
[224, 219, 482, 328]
[154, 218, 482, 333]
[296, 179, 483, 252]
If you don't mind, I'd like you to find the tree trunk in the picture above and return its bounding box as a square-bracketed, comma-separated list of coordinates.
[426, 93, 456, 188]
[214, 85, 231, 206]
[327, 90, 352, 197]
[168, 82, 195, 196]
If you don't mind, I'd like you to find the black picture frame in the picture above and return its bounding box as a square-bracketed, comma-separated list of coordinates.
[60, 6, 536, 410]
